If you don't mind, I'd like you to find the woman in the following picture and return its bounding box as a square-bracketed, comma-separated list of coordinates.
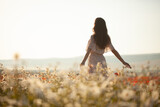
[80, 17, 131, 73]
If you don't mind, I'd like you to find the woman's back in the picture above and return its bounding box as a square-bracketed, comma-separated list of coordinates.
[86, 35, 114, 55]
[86, 35, 114, 73]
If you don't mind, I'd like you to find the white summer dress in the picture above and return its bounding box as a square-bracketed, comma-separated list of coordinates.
[86, 35, 114, 73]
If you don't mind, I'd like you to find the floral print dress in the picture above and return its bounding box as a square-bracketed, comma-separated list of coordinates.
[86, 35, 114, 73]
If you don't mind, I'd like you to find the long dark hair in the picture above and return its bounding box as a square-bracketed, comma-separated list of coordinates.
[93, 17, 111, 49]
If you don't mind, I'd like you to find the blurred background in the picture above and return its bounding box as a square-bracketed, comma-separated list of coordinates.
[0, 0, 160, 70]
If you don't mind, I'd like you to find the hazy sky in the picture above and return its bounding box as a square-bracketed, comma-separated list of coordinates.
[0, 0, 160, 59]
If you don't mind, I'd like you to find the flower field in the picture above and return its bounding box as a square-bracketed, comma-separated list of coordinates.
[0, 64, 160, 107]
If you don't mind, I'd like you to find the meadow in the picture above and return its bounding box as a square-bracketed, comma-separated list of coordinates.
[0, 60, 160, 107]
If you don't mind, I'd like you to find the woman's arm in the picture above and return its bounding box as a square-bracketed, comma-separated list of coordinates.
[111, 49, 131, 69]
[80, 48, 91, 66]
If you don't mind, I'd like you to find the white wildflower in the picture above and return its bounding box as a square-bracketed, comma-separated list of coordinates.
[5, 97, 17, 106]
[33, 99, 42, 106]
[89, 86, 101, 97]
[107, 87, 113, 92]
[57, 88, 67, 96]
[61, 78, 73, 86]
[74, 102, 81, 107]
[65, 103, 74, 107]
[63, 98, 69, 104]
[42, 102, 50, 107]
[1, 81, 9, 91]
[105, 92, 114, 98]
[118, 101, 137, 107]
[98, 74, 105, 82]
[148, 80, 157, 90]
[144, 98, 152, 107]
[106, 73, 116, 83]
[45, 89, 60, 102]
[69, 90, 77, 100]
[140, 92, 147, 102]
[152, 91, 159, 101]
[100, 80, 110, 91]
[109, 81, 114, 86]
[10, 87, 13, 91]
[119, 89, 135, 101]
[26, 78, 47, 97]
[78, 83, 88, 98]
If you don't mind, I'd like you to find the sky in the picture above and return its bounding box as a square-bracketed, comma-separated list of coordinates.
[0, 0, 160, 59]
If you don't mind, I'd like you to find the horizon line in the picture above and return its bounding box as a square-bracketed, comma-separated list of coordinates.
[0, 52, 160, 60]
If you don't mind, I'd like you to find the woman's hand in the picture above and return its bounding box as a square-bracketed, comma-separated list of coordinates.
[111, 49, 131, 69]
[123, 62, 132, 69]
[80, 49, 91, 67]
